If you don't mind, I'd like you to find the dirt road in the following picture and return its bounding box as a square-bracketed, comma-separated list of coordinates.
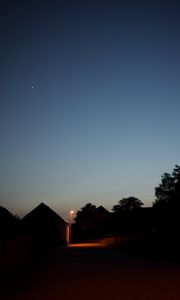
[3, 243, 180, 300]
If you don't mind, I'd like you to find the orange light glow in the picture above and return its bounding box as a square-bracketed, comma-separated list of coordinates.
[69, 243, 105, 248]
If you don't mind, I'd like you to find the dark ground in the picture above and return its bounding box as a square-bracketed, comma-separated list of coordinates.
[2, 243, 180, 300]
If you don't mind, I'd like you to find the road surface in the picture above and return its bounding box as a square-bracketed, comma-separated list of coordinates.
[2, 243, 180, 300]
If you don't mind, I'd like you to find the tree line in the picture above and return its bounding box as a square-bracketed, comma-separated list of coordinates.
[75, 164, 180, 218]
[73, 165, 180, 258]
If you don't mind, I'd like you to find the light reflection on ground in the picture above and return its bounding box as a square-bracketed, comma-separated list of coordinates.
[69, 243, 104, 247]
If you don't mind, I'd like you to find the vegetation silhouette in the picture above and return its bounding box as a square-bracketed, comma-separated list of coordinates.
[153, 165, 180, 210]
[73, 203, 110, 242]
[147, 165, 180, 258]
[72, 166, 180, 259]
[112, 196, 143, 212]
[75, 203, 97, 225]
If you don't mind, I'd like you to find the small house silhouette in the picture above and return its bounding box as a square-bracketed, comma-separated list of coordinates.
[21, 203, 69, 251]
[0, 206, 18, 240]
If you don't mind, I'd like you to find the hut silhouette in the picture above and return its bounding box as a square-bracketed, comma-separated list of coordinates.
[21, 203, 69, 252]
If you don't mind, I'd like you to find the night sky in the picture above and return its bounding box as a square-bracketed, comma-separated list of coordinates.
[1, 0, 180, 219]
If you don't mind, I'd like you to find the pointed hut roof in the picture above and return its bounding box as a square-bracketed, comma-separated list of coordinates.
[0, 206, 18, 239]
[92, 206, 110, 220]
[21, 203, 68, 232]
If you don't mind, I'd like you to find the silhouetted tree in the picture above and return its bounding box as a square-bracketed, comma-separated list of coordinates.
[74, 203, 96, 225]
[153, 165, 180, 209]
[112, 196, 143, 213]
[172, 165, 180, 199]
[151, 165, 180, 256]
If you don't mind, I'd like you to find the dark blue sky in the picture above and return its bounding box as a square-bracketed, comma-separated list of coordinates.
[0, 0, 180, 218]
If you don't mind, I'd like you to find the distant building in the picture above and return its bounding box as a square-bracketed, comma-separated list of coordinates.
[76, 206, 111, 240]
[0, 206, 32, 275]
[0, 206, 18, 240]
[21, 203, 69, 251]
[92, 205, 111, 222]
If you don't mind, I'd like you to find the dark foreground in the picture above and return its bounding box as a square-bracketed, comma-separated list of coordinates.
[2, 243, 180, 300]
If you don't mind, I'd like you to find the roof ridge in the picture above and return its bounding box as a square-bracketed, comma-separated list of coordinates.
[21, 203, 69, 224]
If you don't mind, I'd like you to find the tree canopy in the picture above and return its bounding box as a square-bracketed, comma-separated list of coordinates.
[112, 196, 143, 213]
[153, 165, 180, 209]
[74, 203, 96, 224]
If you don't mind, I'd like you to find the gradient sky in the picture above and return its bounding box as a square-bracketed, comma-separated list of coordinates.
[0, 0, 180, 219]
